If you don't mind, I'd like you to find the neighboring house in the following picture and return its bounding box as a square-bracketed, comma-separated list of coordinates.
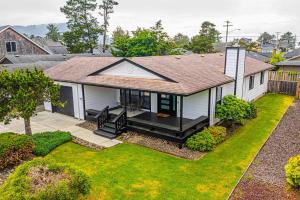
[284, 48, 300, 59]
[276, 55, 300, 72]
[32, 37, 68, 54]
[0, 26, 51, 56]
[246, 51, 270, 63]
[44, 47, 273, 143]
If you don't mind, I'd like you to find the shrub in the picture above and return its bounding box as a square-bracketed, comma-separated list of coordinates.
[206, 126, 227, 144]
[216, 95, 253, 126]
[0, 158, 91, 200]
[285, 154, 300, 188]
[0, 133, 34, 170]
[32, 131, 72, 156]
[246, 102, 257, 119]
[185, 130, 216, 152]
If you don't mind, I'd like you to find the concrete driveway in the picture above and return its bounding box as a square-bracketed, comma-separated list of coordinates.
[0, 111, 121, 148]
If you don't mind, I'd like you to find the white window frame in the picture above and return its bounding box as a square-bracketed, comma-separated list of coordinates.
[5, 41, 17, 53]
[249, 75, 255, 90]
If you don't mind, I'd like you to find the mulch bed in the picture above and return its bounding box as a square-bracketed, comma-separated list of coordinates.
[77, 121, 97, 132]
[72, 136, 104, 151]
[0, 166, 16, 186]
[119, 132, 205, 160]
[230, 100, 300, 200]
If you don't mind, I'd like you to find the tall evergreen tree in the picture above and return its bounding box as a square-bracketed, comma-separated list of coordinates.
[99, 0, 119, 53]
[61, 0, 102, 53]
[46, 24, 60, 42]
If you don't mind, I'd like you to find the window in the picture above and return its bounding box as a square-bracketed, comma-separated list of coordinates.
[260, 71, 265, 85]
[249, 75, 255, 90]
[5, 42, 17, 53]
[216, 87, 223, 105]
[141, 92, 151, 110]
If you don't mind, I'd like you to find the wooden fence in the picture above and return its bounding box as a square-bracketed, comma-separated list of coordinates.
[268, 71, 299, 96]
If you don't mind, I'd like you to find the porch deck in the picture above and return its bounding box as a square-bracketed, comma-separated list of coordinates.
[127, 112, 209, 143]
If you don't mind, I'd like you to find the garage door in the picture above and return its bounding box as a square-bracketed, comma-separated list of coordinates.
[53, 86, 74, 117]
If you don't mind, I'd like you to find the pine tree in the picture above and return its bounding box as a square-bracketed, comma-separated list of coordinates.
[61, 0, 102, 53]
[46, 24, 60, 42]
[99, 0, 119, 53]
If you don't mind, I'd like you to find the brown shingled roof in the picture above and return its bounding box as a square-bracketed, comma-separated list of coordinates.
[45, 54, 273, 95]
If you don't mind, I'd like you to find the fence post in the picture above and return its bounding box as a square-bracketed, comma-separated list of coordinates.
[297, 77, 300, 99]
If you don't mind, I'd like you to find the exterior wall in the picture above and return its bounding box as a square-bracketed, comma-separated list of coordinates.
[0, 28, 49, 55]
[279, 66, 300, 72]
[44, 81, 84, 120]
[177, 90, 209, 120]
[100, 61, 163, 80]
[242, 70, 269, 102]
[151, 93, 158, 113]
[84, 85, 119, 111]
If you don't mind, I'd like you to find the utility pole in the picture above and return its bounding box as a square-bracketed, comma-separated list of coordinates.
[275, 32, 281, 50]
[224, 21, 233, 47]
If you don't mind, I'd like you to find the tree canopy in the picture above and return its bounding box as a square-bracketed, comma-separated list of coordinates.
[189, 21, 221, 54]
[61, 0, 102, 53]
[112, 21, 181, 57]
[46, 24, 61, 42]
[269, 51, 285, 66]
[0, 69, 61, 135]
[173, 33, 190, 49]
[257, 32, 275, 45]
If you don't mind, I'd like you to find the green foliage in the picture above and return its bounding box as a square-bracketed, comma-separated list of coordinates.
[216, 95, 252, 126]
[112, 21, 181, 57]
[206, 126, 227, 144]
[0, 133, 34, 170]
[0, 158, 91, 200]
[280, 32, 296, 51]
[189, 21, 221, 53]
[285, 154, 300, 187]
[246, 102, 257, 119]
[61, 0, 102, 53]
[46, 24, 61, 42]
[32, 131, 72, 156]
[173, 33, 190, 49]
[257, 32, 275, 45]
[0, 69, 61, 135]
[269, 51, 285, 66]
[185, 130, 216, 152]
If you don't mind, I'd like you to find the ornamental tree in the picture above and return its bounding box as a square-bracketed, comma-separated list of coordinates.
[0, 69, 62, 135]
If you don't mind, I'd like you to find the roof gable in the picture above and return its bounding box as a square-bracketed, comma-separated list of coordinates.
[0, 26, 51, 54]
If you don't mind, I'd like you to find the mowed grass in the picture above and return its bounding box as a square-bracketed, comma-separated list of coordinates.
[46, 94, 294, 200]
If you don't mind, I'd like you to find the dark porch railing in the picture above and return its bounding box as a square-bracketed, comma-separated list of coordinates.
[96, 106, 109, 129]
[112, 109, 127, 134]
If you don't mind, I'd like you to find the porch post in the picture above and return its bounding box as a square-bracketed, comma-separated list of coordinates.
[124, 89, 127, 112]
[149, 92, 152, 113]
[208, 89, 212, 125]
[180, 96, 183, 132]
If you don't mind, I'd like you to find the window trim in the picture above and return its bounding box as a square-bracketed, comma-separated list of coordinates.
[260, 71, 265, 85]
[215, 87, 223, 105]
[249, 75, 255, 90]
[5, 41, 17, 53]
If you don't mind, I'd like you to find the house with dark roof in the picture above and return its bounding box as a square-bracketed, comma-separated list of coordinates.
[32, 37, 68, 55]
[276, 55, 300, 72]
[0, 26, 51, 56]
[44, 47, 273, 143]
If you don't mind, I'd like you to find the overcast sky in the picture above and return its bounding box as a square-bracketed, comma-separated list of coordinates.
[1, 0, 300, 40]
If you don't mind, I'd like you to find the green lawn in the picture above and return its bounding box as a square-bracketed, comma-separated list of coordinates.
[46, 94, 294, 200]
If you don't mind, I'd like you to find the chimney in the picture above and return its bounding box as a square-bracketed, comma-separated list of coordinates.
[224, 47, 246, 99]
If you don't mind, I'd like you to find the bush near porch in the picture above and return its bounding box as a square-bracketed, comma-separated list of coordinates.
[285, 154, 300, 187]
[32, 131, 72, 156]
[0, 158, 91, 200]
[42, 94, 293, 200]
[0, 133, 34, 170]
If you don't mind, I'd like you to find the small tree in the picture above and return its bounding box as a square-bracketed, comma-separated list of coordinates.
[269, 51, 285, 66]
[215, 95, 251, 127]
[46, 24, 60, 42]
[0, 69, 62, 135]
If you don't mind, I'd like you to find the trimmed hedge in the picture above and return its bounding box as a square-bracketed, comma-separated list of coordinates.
[32, 131, 72, 156]
[185, 130, 216, 152]
[0, 133, 34, 170]
[285, 154, 300, 187]
[0, 158, 91, 200]
[207, 126, 227, 144]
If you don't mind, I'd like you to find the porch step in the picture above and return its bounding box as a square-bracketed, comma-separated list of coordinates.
[104, 122, 115, 129]
[94, 129, 117, 139]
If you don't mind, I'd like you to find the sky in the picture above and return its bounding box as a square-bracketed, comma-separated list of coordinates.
[1, 0, 300, 41]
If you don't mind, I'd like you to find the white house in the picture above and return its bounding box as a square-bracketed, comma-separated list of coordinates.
[44, 47, 273, 143]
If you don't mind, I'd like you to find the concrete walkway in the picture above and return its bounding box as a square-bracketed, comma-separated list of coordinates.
[0, 111, 122, 148]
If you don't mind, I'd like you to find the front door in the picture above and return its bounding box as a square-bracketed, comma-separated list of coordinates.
[157, 94, 177, 116]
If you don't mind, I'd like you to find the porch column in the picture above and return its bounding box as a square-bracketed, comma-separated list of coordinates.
[180, 96, 183, 132]
[124, 89, 127, 112]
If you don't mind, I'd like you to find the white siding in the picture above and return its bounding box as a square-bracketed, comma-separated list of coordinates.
[236, 49, 246, 98]
[100, 61, 163, 80]
[225, 48, 239, 78]
[242, 71, 269, 102]
[46, 81, 85, 120]
[84, 86, 119, 111]
[178, 90, 209, 120]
